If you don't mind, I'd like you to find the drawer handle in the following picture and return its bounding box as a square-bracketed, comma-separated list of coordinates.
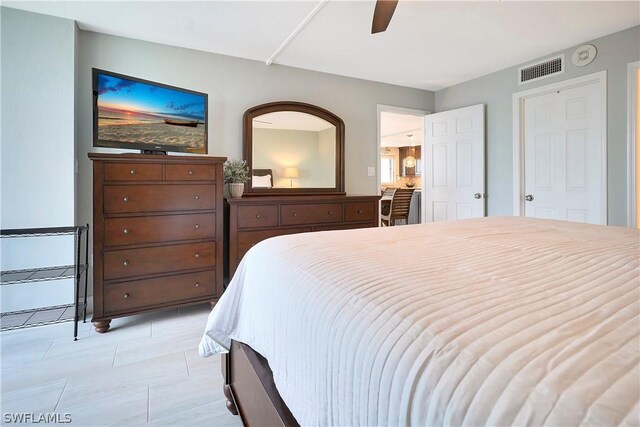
[194, 224, 200, 230]
[195, 195, 200, 200]
[328, 211, 333, 215]
[292, 213, 298, 217]
[123, 260, 129, 267]
[123, 228, 129, 234]
[188, 170, 194, 176]
[195, 253, 200, 259]
[256, 214, 261, 219]
[123, 197, 128, 203]
[130, 170, 135, 175]
[123, 293, 130, 299]
[358, 209, 364, 214]
[195, 282, 200, 288]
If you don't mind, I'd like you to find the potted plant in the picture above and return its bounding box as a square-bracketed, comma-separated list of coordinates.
[223, 159, 249, 199]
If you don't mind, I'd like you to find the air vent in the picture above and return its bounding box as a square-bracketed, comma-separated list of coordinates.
[518, 55, 564, 85]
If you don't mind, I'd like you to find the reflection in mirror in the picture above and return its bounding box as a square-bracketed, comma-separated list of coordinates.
[243, 101, 345, 196]
[252, 111, 336, 189]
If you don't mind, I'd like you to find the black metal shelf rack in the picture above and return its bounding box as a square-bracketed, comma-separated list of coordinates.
[0, 225, 90, 340]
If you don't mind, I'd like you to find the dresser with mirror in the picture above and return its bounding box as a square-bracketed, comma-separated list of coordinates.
[226, 101, 380, 277]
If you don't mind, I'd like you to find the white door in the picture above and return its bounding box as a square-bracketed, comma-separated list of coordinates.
[523, 82, 605, 224]
[423, 104, 485, 222]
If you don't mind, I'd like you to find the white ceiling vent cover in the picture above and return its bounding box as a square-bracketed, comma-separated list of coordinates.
[518, 55, 564, 85]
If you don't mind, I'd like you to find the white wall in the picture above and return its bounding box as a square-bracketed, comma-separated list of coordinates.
[1, 7, 77, 311]
[435, 26, 640, 225]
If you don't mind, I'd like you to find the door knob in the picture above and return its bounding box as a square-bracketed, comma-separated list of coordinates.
[474, 193, 483, 199]
[525, 195, 534, 201]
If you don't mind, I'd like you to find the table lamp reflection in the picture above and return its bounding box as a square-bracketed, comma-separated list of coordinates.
[283, 167, 299, 188]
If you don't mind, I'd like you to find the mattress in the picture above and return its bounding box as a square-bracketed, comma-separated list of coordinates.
[200, 217, 640, 426]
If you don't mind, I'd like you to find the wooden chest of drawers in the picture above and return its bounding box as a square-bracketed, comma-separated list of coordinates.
[226, 195, 380, 277]
[89, 153, 225, 333]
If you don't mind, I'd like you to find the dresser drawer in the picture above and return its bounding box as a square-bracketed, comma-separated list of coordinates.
[237, 227, 311, 260]
[104, 270, 215, 315]
[166, 164, 216, 181]
[104, 213, 215, 247]
[104, 242, 215, 280]
[281, 203, 343, 226]
[104, 163, 162, 181]
[105, 184, 215, 213]
[345, 202, 376, 222]
[237, 205, 278, 228]
[315, 223, 376, 232]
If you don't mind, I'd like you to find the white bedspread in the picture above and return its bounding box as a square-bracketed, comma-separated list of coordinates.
[199, 217, 640, 426]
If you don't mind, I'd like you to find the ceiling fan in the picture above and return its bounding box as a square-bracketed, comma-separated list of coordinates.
[371, 0, 399, 34]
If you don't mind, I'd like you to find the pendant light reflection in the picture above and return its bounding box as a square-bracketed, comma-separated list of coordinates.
[403, 134, 416, 168]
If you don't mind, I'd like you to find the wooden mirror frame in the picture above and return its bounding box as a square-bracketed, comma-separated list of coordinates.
[243, 101, 345, 196]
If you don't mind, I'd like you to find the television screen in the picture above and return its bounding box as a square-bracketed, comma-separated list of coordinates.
[93, 69, 207, 154]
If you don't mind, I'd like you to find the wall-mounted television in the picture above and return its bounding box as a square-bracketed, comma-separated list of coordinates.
[93, 68, 208, 154]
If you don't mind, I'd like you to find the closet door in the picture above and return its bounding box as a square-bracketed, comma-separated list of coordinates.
[522, 82, 605, 224]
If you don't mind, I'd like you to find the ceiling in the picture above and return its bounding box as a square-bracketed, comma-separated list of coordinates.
[4, 1, 639, 91]
[381, 111, 424, 147]
[253, 111, 335, 131]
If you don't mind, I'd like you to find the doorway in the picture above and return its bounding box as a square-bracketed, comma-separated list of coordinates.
[377, 105, 427, 224]
[513, 71, 607, 225]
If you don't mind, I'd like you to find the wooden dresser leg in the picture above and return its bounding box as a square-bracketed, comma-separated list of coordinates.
[93, 320, 111, 333]
[223, 384, 238, 415]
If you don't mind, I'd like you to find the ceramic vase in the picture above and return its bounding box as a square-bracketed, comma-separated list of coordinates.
[229, 182, 244, 199]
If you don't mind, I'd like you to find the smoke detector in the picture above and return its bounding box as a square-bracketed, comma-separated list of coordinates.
[572, 45, 597, 67]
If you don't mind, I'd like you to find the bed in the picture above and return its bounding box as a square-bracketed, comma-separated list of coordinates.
[199, 216, 640, 426]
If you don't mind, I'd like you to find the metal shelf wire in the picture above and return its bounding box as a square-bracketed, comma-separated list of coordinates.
[1, 226, 81, 238]
[0, 303, 76, 331]
[1, 265, 87, 285]
[0, 225, 90, 340]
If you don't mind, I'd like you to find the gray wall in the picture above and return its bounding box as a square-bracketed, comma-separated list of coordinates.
[4, 7, 636, 309]
[435, 26, 640, 225]
[74, 27, 433, 295]
[0, 7, 77, 311]
[76, 30, 434, 234]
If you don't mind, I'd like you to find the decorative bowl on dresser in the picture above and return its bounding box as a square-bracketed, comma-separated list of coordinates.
[89, 153, 225, 333]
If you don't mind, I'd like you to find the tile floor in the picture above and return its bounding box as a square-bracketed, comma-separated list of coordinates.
[0, 304, 243, 426]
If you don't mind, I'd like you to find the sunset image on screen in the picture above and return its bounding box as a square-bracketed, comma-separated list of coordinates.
[97, 73, 206, 152]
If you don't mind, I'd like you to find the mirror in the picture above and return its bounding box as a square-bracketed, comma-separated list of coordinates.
[243, 101, 345, 196]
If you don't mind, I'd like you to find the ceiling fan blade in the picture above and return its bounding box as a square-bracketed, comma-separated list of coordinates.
[371, 0, 399, 34]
